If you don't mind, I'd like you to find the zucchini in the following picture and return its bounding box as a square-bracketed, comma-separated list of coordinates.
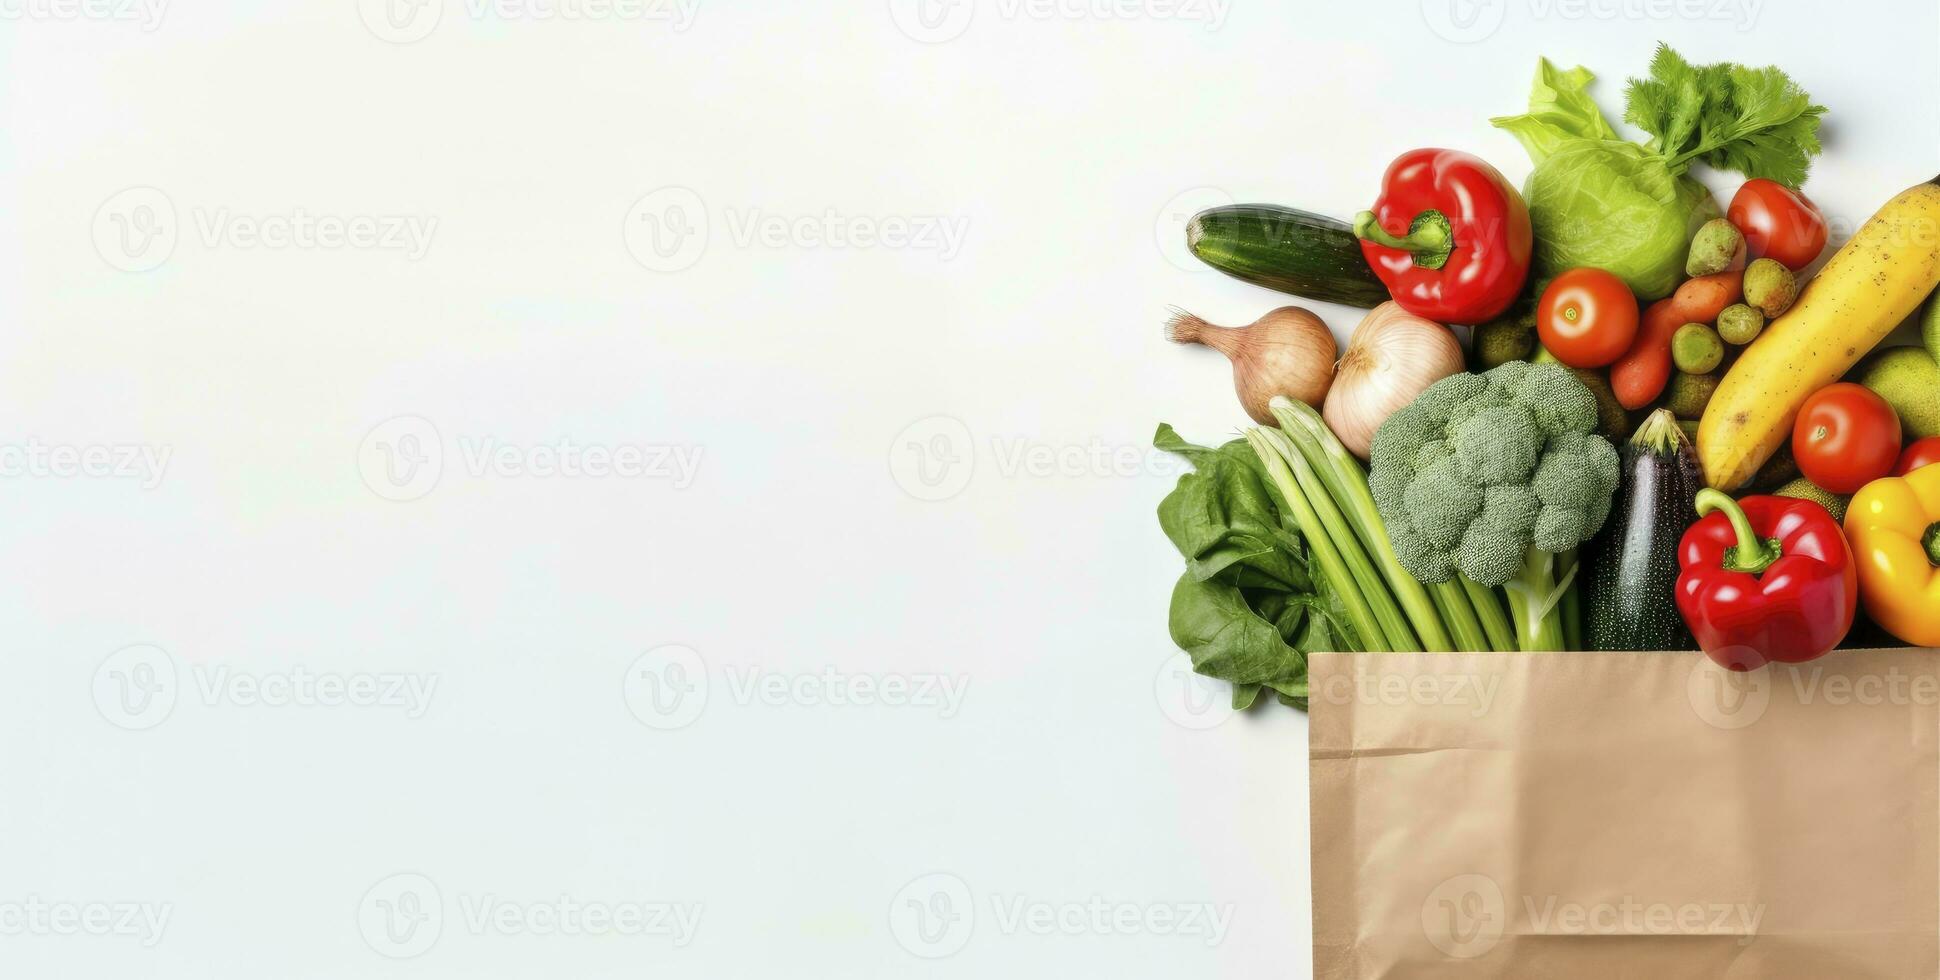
[1585, 410, 1703, 651]
[1186, 204, 1389, 308]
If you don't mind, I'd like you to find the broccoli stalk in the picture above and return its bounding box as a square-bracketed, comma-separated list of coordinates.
[1365, 362, 1621, 652]
[1501, 547, 1581, 652]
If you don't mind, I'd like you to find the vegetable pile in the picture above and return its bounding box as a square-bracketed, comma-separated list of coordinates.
[1159, 43, 1940, 709]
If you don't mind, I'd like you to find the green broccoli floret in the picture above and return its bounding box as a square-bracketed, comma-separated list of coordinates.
[1366, 361, 1621, 651]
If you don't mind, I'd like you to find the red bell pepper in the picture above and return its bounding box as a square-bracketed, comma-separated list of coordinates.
[1675, 490, 1857, 671]
[1353, 148, 1532, 325]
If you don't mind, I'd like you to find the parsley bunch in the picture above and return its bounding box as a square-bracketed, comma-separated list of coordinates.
[1624, 43, 1826, 187]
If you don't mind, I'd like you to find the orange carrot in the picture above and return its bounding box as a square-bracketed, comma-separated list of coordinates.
[1666, 270, 1744, 325]
[1610, 298, 1683, 410]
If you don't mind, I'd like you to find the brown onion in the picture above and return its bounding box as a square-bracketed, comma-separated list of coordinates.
[1166, 306, 1335, 424]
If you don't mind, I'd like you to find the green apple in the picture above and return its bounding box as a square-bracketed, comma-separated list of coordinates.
[1856, 346, 1940, 438]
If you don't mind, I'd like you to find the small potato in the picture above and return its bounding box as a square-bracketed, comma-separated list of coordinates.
[1687, 219, 1745, 277]
[1671, 323, 1724, 374]
[1716, 303, 1765, 345]
[1743, 258, 1798, 318]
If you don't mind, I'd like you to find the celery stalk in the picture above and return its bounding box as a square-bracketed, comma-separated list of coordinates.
[1246, 430, 1390, 653]
[1269, 398, 1460, 652]
[1257, 428, 1420, 652]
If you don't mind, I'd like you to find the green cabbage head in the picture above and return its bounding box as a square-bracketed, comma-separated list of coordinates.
[1521, 140, 1718, 300]
[1492, 59, 1719, 301]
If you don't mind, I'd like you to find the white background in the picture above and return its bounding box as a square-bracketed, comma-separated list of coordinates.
[2, 0, 1936, 976]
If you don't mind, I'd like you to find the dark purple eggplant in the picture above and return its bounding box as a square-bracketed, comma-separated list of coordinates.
[1585, 410, 1703, 651]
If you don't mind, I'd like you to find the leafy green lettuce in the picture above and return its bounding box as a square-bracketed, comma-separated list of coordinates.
[1155, 424, 1359, 710]
[1491, 47, 1823, 301]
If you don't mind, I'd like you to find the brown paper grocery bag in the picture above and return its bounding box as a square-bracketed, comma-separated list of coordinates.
[1310, 649, 1940, 979]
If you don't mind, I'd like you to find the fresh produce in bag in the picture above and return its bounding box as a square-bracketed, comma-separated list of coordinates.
[1491, 47, 1824, 300]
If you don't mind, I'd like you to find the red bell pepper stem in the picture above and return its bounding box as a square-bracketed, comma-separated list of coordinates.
[1352, 209, 1453, 271]
[1694, 489, 1783, 575]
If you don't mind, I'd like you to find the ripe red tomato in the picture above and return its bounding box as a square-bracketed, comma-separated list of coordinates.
[1536, 268, 1639, 369]
[1794, 383, 1902, 494]
[1728, 179, 1828, 271]
[1893, 436, 1940, 476]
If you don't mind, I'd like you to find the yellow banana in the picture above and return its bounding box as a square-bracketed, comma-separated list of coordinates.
[1700, 177, 1940, 489]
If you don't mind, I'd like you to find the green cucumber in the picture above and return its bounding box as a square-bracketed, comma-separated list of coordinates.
[1186, 204, 1389, 308]
[1585, 410, 1703, 651]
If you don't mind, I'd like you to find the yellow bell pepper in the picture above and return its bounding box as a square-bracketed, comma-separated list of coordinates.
[1846, 464, 1940, 646]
